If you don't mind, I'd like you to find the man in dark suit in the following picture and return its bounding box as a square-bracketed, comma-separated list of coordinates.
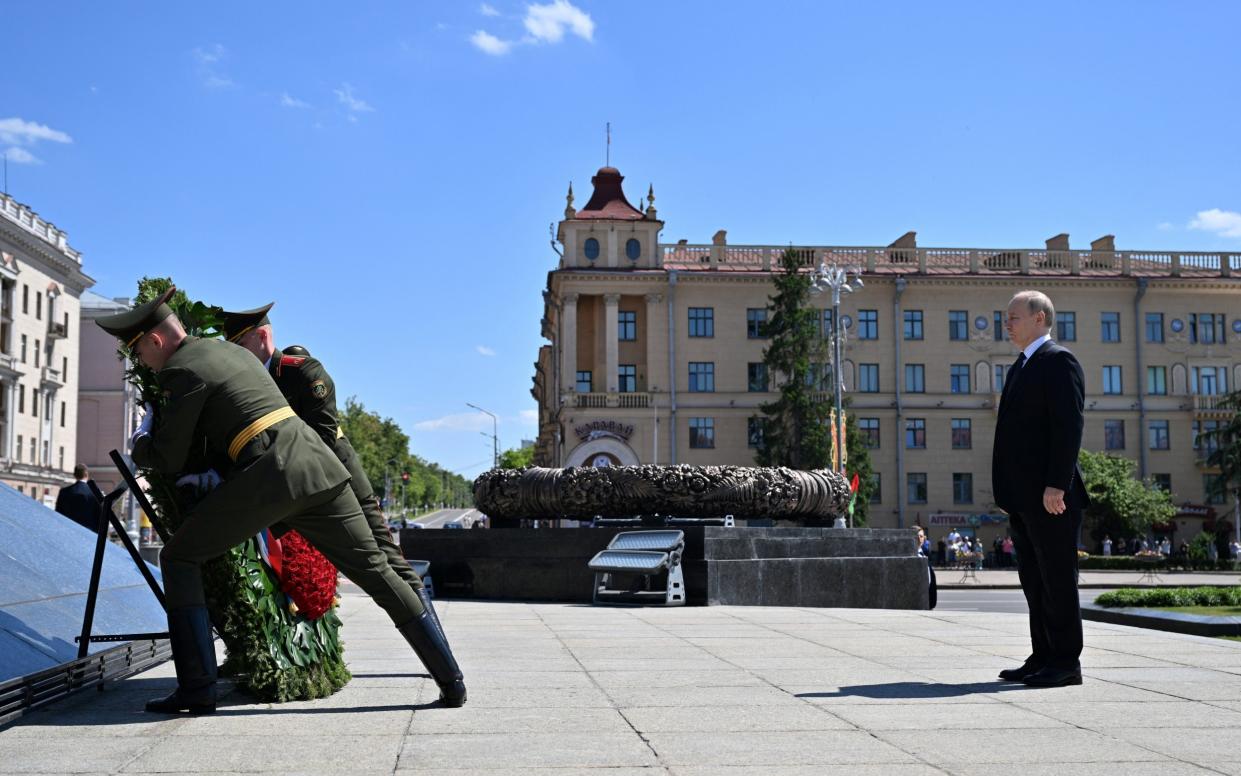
[55, 464, 104, 532]
[992, 290, 1090, 687]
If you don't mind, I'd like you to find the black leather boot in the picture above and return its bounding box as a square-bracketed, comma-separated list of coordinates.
[398, 611, 466, 707]
[416, 587, 445, 641]
[146, 606, 217, 715]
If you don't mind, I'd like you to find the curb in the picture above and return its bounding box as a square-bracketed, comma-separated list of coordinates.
[1081, 603, 1241, 637]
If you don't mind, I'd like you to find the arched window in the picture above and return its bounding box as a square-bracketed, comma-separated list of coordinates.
[625, 238, 641, 261]
[584, 238, 600, 261]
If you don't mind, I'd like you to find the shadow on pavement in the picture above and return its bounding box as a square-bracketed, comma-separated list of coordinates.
[796, 681, 1038, 700]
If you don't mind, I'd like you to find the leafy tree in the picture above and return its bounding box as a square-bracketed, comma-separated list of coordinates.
[1079, 449, 1176, 545]
[754, 249, 875, 520]
[499, 444, 535, 469]
[1204, 390, 1241, 512]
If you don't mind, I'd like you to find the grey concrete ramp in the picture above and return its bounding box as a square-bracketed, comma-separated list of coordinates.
[0, 483, 165, 682]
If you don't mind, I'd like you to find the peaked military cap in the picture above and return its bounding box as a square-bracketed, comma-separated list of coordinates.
[219, 303, 275, 343]
[95, 286, 177, 348]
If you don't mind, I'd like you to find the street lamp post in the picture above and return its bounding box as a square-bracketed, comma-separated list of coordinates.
[810, 263, 864, 527]
[467, 402, 499, 468]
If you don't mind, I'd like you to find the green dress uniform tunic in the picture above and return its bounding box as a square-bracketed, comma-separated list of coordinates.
[133, 336, 424, 623]
[268, 347, 425, 592]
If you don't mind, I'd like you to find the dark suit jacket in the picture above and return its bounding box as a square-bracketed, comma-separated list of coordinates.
[55, 480, 103, 532]
[991, 339, 1091, 515]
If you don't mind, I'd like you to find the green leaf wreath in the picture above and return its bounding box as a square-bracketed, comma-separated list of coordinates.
[125, 277, 350, 702]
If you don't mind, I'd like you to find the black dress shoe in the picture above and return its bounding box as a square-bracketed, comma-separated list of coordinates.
[998, 663, 1041, 682]
[1022, 667, 1083, 687]
[145, 690, 216, 715]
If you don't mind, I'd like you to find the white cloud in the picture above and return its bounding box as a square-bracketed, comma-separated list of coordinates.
[1156, 221, 1174, 231]
[414, 413, 493, 432]
[280, 92, 311, 109]
[1188, 208, 1241, 239]
[192, 43, 226, 65]
[470, 30, 513, 55]
[518, 409, 538, 425]
[523, 0, 594, 43]
[3, 147, 40, 165]
[476, 345, 497, 356]
[0, 118, 73, 146]
[334, 83, 374, 113]
[480, 3, 500, 16]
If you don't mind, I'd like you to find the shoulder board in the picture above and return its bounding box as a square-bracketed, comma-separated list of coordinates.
[280, 355, 307, 368]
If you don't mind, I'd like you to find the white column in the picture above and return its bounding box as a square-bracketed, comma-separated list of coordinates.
[604, 293, 620, 392]
[560, 293, 579, 395]
[1, 381, 12, 459]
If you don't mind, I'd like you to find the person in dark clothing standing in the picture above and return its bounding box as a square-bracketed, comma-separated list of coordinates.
[992, 290, 1091, 688]
[55, 464, 103, 532]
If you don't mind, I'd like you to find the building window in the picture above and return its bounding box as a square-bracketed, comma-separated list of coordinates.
[804, 362, 831, 391]
[951, 418, 972, 449]
[1149, 420, 1170, 450]
[22, 284, 28, 314]
[34, 340, 39, 368]
[1056, 311, 1076, 342]
[1104, 419, 1125, 450]
[618, 310, 636, 341]
[20, 334, 26, 363]
[62, 357, 68, 383]
[15, 435, 21, 462]
[1101, 312, 1120, 342]
[583, 237, 600, 261]
[1189, 313, 1224, 345]
[1152, 474, 1171, 493]
[689, 417, 715, 449]
[60, 401, 65, 427]
[618, 365, 636, 393]
[747, 363, 769, 392]
[948, 310, 968, 341]
[58, 446, 64, 471]
[994, 364, 1007, 392]
[821, 309, 834, 339]
[1204, 474, 1227, 505]
[576, 371, 592, 393]
[688, 307, 714, 337]
[1194, 420, 1222, 458]
[869, 472, 882, 504]
[950, 364, 970, 394]
[625, 238, 641, 261]
[41, 441, 48, 465]
[953, 473, 973, 504]
[1102, 366, 1123, 395]
[1191, 366, 1228, 396]
[36, 292, 42, 320]
[903, 310, 923, 340]
[747, 417, 764, 448]
[29, 438, 35, 462]
[32, 390, 37, 417]
[905, 418, 926, 449]
[688, 362, 715, 392]
[857, 309, 878, 340]
[905, 364, 925, 393]
[18, 386, 24, 413]
[1145, 312, 1164, 343]
[858, 363, 879, 392]
[746, 308, 768, 339]
[1146, 366, 1167, 395]
[907, 473, 928, 504]
[859, 417, 880, 448]
[994, 310, 1005, 342]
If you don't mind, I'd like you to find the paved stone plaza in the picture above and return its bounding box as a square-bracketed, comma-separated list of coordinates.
[3, 586, 1241, 775]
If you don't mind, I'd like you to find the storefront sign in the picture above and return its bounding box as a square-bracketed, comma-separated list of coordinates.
[575, 420, 634, 442]
[928, 512, 1008, 527]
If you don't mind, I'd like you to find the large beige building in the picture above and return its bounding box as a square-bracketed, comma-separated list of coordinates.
[0, 193, 92, 505]
[532, 166, 1241, 542]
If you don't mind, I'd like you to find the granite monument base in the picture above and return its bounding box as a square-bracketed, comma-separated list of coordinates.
[401, 526, 927, 609]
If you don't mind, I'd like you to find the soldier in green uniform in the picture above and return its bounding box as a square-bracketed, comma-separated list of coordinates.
[217, 303, 445, 635]
[96, 288, 466, 714]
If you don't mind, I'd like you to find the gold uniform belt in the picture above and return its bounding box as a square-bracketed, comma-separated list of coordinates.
[337, 427, 345, 439]
[228, 406, 297, 461]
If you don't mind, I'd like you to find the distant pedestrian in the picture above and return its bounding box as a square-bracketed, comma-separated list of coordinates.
[1102, 536, 1112, 557]
[55, 464, 104, 533]
[1002, 535, 1014, 568]
[937, 539, 946, 566]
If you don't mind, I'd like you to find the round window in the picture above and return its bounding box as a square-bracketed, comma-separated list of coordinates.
[625, 238, 641, 261]
[584, 238, 600, 261]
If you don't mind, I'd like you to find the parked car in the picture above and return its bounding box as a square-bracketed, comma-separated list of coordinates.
[443, 520, 466, 529]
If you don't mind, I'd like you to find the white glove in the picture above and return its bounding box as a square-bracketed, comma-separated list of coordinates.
[176, 469, 221, 494]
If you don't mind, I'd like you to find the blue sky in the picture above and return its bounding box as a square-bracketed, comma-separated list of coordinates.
[3, 1, 1239, 477]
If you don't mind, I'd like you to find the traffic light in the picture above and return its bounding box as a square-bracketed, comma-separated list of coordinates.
[401, 471, 410, 483]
